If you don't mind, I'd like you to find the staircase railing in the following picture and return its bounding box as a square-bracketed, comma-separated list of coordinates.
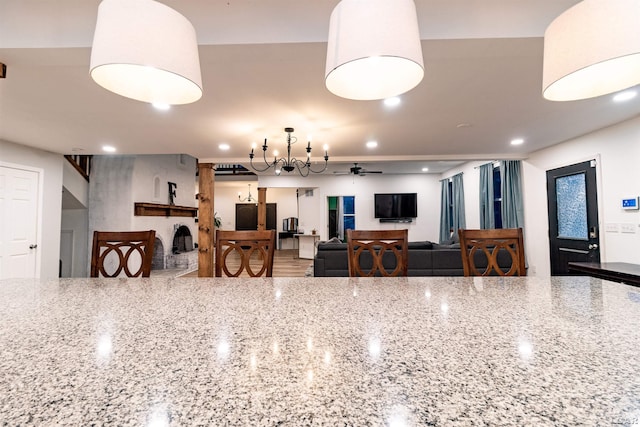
[64, 155, 92, 181]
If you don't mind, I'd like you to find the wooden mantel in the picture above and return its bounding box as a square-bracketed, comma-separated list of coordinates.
[134, 202, 198, 217]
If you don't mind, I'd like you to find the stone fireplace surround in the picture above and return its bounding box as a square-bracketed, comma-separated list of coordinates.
[89, 154, 200, 275]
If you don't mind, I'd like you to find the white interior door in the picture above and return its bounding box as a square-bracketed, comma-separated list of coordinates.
[0, 166, 40, 279]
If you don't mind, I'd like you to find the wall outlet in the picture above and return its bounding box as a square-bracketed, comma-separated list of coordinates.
[605, 223, 619, 233]
[620, 223, 636, 233]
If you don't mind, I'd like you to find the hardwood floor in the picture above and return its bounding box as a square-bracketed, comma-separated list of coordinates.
[179, 249, 312, 278]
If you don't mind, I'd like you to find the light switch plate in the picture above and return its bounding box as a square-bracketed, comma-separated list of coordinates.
[605, 223, 619, 233]
[620, 223, 636, 233]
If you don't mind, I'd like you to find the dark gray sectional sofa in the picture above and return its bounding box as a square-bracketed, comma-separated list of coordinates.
[313, 240, 466, 277]
[313, 240, 516, 277]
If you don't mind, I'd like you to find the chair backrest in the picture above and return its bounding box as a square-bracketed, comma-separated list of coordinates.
[346, 229, 408, 277]
[215, 229, 276, 277]
[458, 228, 526, 276]
[90, 230, 156, 278]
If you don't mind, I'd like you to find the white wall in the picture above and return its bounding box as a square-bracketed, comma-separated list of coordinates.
[523, 116, 640, 276]
[62, 159, 89, 207]
[213, 182, 301, 249]
[0, 139, 63, 278]
[60, 209, 89, 277]
[444, 116, 640, 277]
[259, 173, 442, 242]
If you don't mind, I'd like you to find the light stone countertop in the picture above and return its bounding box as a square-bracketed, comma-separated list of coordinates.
[1, 276, 639, 426]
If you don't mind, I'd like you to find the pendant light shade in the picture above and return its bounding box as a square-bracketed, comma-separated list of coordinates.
[90, 0, 203, 105]
[543, 0, 640, 101]
[325, 0, 424, 101]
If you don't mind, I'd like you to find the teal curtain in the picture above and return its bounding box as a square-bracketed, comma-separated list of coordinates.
[501, 160, 524, 228]
[439, 179, 451, 243]
[479, 163, 495, 229]
[451, 173, 466, 237]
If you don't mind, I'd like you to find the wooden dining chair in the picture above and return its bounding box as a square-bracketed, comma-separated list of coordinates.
[215, 230, 276, 277]
[458, 228, 526, 276]
[346, 229, 408, 277]
[90, 230, 156, 278]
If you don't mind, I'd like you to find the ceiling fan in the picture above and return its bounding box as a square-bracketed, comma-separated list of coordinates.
[333, 163, 383, 176]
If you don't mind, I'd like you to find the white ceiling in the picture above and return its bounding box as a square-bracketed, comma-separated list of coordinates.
[1, 0, 639, 175]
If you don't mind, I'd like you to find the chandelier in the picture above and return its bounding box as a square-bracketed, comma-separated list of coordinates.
[238, 184, 256, 202]
[249, 127, 329, 176]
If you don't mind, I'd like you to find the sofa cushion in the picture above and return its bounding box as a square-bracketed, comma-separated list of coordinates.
[431, 249, 463, 269]
[317, 242, 348, 251]
[408, 241, 434, 250]
[432, 243, 460, 250]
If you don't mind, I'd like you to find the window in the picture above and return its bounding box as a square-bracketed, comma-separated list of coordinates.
[447, 180, 453, 232]
[493, 166, 503, 228]
[343, 196, 355, 231]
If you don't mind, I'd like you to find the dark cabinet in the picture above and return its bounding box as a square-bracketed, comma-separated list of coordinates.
[235, 203, 277, 230]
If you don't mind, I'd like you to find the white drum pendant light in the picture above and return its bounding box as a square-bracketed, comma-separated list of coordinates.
[325, 0, 424, 101]
[90, 0, 203, 105]
[543, 0, 640, 101]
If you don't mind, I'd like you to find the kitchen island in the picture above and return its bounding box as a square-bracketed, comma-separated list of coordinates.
[1, 276, 639, 425]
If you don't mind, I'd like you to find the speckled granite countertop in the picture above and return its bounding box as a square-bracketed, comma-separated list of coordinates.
[1, 276, 639, 426]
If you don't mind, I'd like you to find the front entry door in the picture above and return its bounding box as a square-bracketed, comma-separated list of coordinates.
[547, 160, 600, 275]
[0, 166, 40, 279]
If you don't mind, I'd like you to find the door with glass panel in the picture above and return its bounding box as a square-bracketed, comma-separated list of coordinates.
[546, 160, 600, 275]
[327, 196, 355, 241]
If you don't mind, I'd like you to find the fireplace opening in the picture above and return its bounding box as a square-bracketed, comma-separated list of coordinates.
[172, 225, 193, 254]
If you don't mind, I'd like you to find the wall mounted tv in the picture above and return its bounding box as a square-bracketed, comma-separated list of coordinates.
[374, 193, 417, 222]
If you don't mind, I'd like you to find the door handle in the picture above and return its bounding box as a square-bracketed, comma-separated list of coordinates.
[29, 244, 38, 249]
[588, 243, 598, 250]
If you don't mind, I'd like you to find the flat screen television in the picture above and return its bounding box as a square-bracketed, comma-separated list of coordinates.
[374, 193, 417, 220]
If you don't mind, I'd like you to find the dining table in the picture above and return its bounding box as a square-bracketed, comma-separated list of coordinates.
[1, 275, 639, 426]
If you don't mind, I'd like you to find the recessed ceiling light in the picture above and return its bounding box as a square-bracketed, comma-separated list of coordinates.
[613, 90, 637, 102]
[511, 138, 524, 145]
[152, 103, 171, 111]
[383, 97, 401, 107]
[102, 145, 116, 153]
[219, 143, 230, 150]
[366, 141, 378, 148]
[456, 123, 472, 128]
[421, 167, 429, 172]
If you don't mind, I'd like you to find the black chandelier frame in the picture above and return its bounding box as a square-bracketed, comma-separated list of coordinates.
[249, 127, 329, 177]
